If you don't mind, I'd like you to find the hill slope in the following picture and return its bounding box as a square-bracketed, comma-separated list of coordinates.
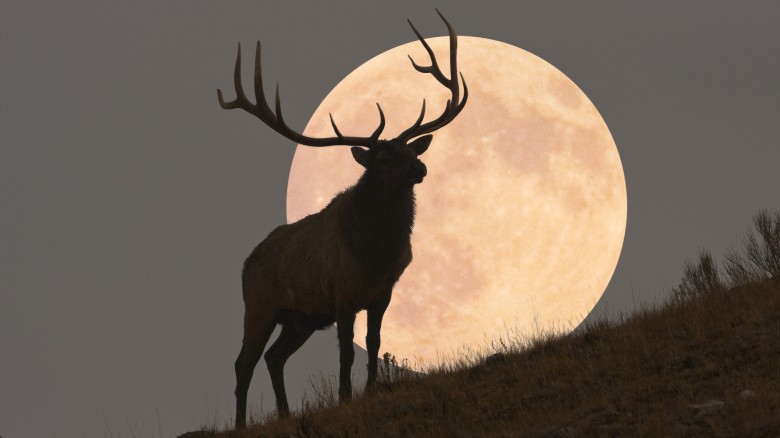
[196, 276, 778, 437]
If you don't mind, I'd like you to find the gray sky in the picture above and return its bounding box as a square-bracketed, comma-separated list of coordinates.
[2, 1, 779, 437]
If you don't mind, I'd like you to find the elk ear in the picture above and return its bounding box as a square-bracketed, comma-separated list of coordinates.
[351, 147, 370, 167]
[409, 135, 433, 156]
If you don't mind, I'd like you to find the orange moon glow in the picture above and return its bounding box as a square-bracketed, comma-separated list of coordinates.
[286, 37, 626, 366]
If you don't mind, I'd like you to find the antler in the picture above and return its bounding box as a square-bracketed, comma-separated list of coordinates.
[217, 42, 386, 147]
[395, 8, 468, 142]
[217, 9, 466, 147]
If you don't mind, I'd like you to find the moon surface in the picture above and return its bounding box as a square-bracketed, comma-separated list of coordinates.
[286, 37, 626, 367]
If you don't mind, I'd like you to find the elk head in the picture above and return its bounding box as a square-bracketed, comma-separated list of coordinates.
[216, 8, 468, 188]
[350, 136, 431, 189]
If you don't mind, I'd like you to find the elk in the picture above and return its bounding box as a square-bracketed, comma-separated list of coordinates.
[217, 10, 467, 428]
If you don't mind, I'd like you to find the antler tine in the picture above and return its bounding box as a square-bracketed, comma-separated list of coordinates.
[217, 43, 247, 110]
[253, 42, 268, 111]
[415, 74, 469, 137]
[397, 99, 427, 140]
[217, 41, 382, 148]
[274, 83, 285, 124]
[370, 103, 386, 141]
[455, 72, 469, 116]
[329, 113, 345, 141]
[406, 21, 449, 85]
[395, 10, 466, 142]
[437, 8, 460, 109]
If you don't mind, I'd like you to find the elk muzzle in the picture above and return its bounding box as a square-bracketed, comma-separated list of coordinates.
[412, 161, 427, 184]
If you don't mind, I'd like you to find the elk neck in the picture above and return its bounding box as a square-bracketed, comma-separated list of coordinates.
[340, 173, 417, 273]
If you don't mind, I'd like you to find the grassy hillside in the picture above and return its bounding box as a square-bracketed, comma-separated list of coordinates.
[188, 211, 779, 437]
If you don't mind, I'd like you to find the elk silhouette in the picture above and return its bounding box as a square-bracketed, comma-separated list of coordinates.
[217, 10, 467, 428]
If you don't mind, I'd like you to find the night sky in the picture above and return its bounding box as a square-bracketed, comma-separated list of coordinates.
[2, 1, 778, 437]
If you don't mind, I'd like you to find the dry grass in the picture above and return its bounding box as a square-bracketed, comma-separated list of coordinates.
[205, 280, 778, 437]
[188, 211, 780, 437]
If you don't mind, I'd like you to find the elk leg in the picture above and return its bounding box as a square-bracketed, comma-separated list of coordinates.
[366, 293, 391, 389]
[234, 314, 276, 429]
[264, 322, 314, 418]
[336, 312, 356, 403]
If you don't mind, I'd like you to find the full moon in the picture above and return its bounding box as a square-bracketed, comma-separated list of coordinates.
[286, 37, 626, 366]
